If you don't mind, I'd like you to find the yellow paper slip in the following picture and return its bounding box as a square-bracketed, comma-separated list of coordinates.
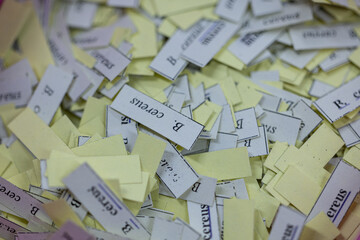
[8, 108, 73, 160]
[274, 166, 322, 215]
[47, 152, 142, 187]
[131, 131, 167, 176]
[152, 0, 217, 16]
[51, 115, 81, 146]
[299, 212, 340, 240]
[120, 171, 150, 202]
[251, 190, 280, 228]
[185, 148, 252, 180]
[79, 97, 111, 127]
[224, 198, 255, 240]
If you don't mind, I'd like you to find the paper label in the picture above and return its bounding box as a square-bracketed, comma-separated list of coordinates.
[308, 80, 335, 98]
[0, 216, 29, 240]
[62, 163, 150, 239]
[150, 21, 209, 81]
[0, 74, 32, 107]
[150, 218, 183, 240]
[16, 232, 51, 240]
[187, 201, 220, 240]
[260, 110, 301, 145]
[27, 65, 72, 125]
[165, 91, 186, 112]
[209, 132, 238, 152]
[234, 108, 260, 141]
[60, 190, 87, 221]
[0, 59, 37, 87]
[313, 76, 360, 123]
[319, 49, 351, 72]
[49, 221, 95, 240]
[228, 29, 283, 65]
[268, 205, 306, 240]
[237, 126, 269, 157]
[338, 124, 360, 147]
[174, 218, 202, 240]
[73, 26, 114, 49]
[111, 85, 204, 150]
[107, 0, 139, 8]
[291, 100, 323, 141]
[306, 160, 360, 226]
[205, 84, 228, 106]
[86, 227, 129, 240]
[278, 49, 318, 69]
[66, 2, 97, 29]
[157, 142, 199, 198]
[215, 0, 249, 23]
[182, 20, 239, 67]
[218, 105, 236, 133]
[241, 3, 313, 34]
[251, 0, 282, 17]
[0, 177, 52, 223]
[290, 24, 360, 50]
[90, 47, 131, 81]
[258, 92, 281, 111]
[216, 179, 249, 199]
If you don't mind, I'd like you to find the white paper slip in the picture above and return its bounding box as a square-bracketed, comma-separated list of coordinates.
[107, 0, 139, 8]
[260, 109, 301, 145]
[111, 85, 204, 150]
[215, 0, 249, 23]
[73, 26, 115, 49]
[218, 105, 236, 133]
[150, 21, 209, 81]
[349, 116, 360, 137]
[189, 83, 205, 111]
[208, 132, 238, 152]
[291, 100, 323, 141]
[241, 3, 313, 34]
[254, 105, 265, 119]
[199, 114, 221, 140]
[278, 49, 318, 69]
[165, 91, 186, 112]
[87, 227, 129, 240]
[78, 136, 91, 146]
[0, 59, 37, 87]
[181, 139, 209, 156]
[60, 190, 87, 221]
[0, 177, 52, 224]
[0, 118, 7, 139]
[141, 195, 153, 210]
[234, 108, 260, 141]
[306, 160, 360, 226]
[248, 49, 273, 66]
[216, 179, 249, 199]
[106, 106, 138, 152]
[136, 216, 155, 234]
[179, 175, 217, 206]
[181, 105, 192, 119]
[157, 142, 199, 198]
[237, 126, 269, 157]
[100, 75, 128, 99]
[319, 49, 351, 72]
[308, 80, 335, 98]
[16, 232, 52, 240]
[150, 218, 183, 240]
[90, 47, 131, 82]
[251, 70, 280, 82]
[290, 24, 360, 50]
[0, 216, 29, 240]
[277, 31, 293, 46]
[27, 65, 72, 125]
[228, 29, 283, 65]
[80, 64, 104, 100]
[338, 124, 360, 147]
[137, 208, 174, 221]
[0, 73, 32, 107]
[251, 0, 282, 17]
[205, 84, 228, 106]
[174, 218, 202, 240]
[63, 163, 150, 239]
[181, 20, 239, 67]
[187, 201, 220, 240]
[268, 205, 306, 240]
[173, 75, 191, 102]
[313, 76, 360, 123]
[258, 92, 281, 111]
[66, 2, 97, 29]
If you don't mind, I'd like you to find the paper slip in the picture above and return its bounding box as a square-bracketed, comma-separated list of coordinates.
[49, 221, 95, 240]
[234, 108, 260, 141]
[73, 26, 115, 49]
[338, 123, 360, 147]
[106, 106, 138, 152]
[237, 126, 269, 157]
[216, 179, 249, 200]
[205, 84, 228, 106]
[137, 208, 174, 220]
[27, 65, 72, 125]
[78, 136, 91, 146]
[136, 216, 155, 234]
[0, 118, 7, 138]
[150, 21, 209, 81]
[165, 91, 186, 112]
[181, 20, 239, 67]
[218, 105, 236, 133]
[63, 163, 150, 239]
[308, 80, 335, 98]
[111, 85, 204, 150]
[90, 47, 131, 82]
[215, 0, 249, 23]
[174, 218, 202, 240]
[181, 139, 209, 156]
[0, 216, 29, 240]
[87, 227, 130, 240]
[0, 177, 52, 224]
[349, 116, 360, 137]
[251, 0, 282, 17]
[156, 142, 199, 198]
[0, 59, 37, 87]
[189, 83, 205, 110]
[66, 2, 97, 29]
[254, 104, 265, 119]
[173, 75, 191, 102]
[60, 190, 87, 221]
[319, 49, 351, 72]
[150, 218, 183, 240]
[306, 160, 360, 226]
[107, 0, 139, 8]
[290, 24, 360, 50]
[208, 132, 238, 152]
[79, 64, 104, 100]
[0, 72, 32, 107]
[16, 232, 52, 240]
[228, 29, 283, 65]
[187, 201, 220, 240]
[260, 109, 301, 145]
[313, 76, 360, 123]
[268, 205, 306, 240]
[241, 3, 313, 34]
[292, 100, 323, 141]
[141, 195, 153, 209]
[277, 31, 293, 46]
[100, 75, 128, 99]
[258, 92, 281, 111]
[278, 49, 318, 69]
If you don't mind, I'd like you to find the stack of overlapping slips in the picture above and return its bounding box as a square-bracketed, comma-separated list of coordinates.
[0, 0, 360, 239]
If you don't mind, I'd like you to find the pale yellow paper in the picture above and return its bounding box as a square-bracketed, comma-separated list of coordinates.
[300, 211, 340, 240]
